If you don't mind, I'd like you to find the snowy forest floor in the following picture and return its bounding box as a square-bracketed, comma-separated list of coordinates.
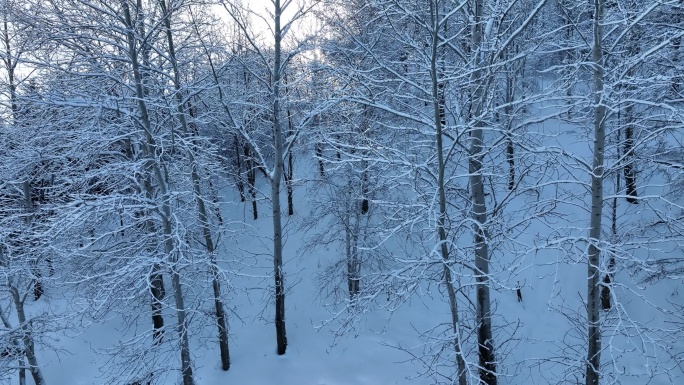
[23, 155, 684, 385]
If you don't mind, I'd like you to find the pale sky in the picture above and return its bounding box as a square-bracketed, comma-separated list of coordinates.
[222, 0, 319, 47]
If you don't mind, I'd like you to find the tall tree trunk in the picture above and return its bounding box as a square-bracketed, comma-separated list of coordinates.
[345, 215, 355, 297]
[470, 0, 497, 382]
[604, 123, 621, 311]
[623, 28, 639, 204]
[132, 147, 168, 342]
[167, 250, 193, 385]
[2, 12, 18, 118]
[210, 259, 231, 370]
[187, 153, 231, 370]
[360, 171, 369, 215]
[272, 0, 288, 355]
[315, 143, 325, 177]
[429, 3, 467, 385]
[122, 2, 194, 383]
[0, 304, 29, 385]
[284, 74, 295, 216]
[209, 178, 225, 228]
[150, 264, 166, 343]
[9, 288, 45, 385]
[19, 362, 26, 385]
[244, 144, 258, 220]
[158, 0, 230, 370]
[504, 55, 515, 191]
[1, 25, 42, 383]
[21, 182, 44, 302]
[234, 134, 246, 202]
[586, 0, 606, 383]
[207, 177, 230, 368]
[286, 152, 294, 216]
[346, 194, 361, 298]
[623, 103, 637, 204]
[470, 125, 497, 385]
[559, 0, 575, 118]
[142, 176, 166, 343]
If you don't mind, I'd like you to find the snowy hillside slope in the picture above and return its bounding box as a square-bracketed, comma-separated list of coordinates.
[31, 162, 438, 385]
[16, 116, 684, 385]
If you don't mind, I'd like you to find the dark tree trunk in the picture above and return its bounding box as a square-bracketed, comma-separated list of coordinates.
[601, 274, 611, 310]
[346, 223, 361, 298]
[251, 199, 258, 220]
[476, 256, 497, 385]
[284, 74, 295, 216]
[361, 171, 369, 215]
[623, 32, 639, 205]
[142, 189, 166, 344]
[46, 257, 54, 277]
[624, 113, 638, 204]
[206, 178, 230, 370]
[209, 178, 224, 226]
[506, 135, 515, 190]
[275, 265, 287, 355]
[32, 264, 43, 301]
[19, 363, 26, 385]
[315, 144, 324, 177]
[286, 153, 294, 216]
[212, 273, 231, 370]
[586, 0, 606, 383]
[150, 268, 165, 343]
[244, 143, 258, 220]
[438, 82, 446, 126]
[347, 259, 360, 297]
[505, 73, 515, 191]
[22, 182, 43, 302]
[272, 0, 288, 356]
[470, 0, 497, 379]
[234, 134, 245, 202]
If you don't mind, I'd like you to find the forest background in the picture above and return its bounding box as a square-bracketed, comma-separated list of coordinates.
[2, 0, 684, 385]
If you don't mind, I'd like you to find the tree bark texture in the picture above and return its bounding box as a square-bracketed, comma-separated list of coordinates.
[234, 134, 246, 202]
[470, 0, 497, 382]
[150, 265, 165, 344]
[345, 200, 361, 298]
[623, 104, 637, 204]
[284, 75, 296, 216]
[586, 0, 606, 383]
[244, 144, 258, 220]
[272, 0, 288, 355]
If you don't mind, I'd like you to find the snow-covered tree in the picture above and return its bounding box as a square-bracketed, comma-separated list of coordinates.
[314, 1, 554, 383]
[5, 0, 237, 382]
[541, 1, 684, 383]
[221, 0, 325, 355]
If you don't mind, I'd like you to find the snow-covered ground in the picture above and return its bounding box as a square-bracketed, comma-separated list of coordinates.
[18, 117, 684, 385]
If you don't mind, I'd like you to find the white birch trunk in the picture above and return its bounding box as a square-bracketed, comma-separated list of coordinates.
[586, 0, 605, 383]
